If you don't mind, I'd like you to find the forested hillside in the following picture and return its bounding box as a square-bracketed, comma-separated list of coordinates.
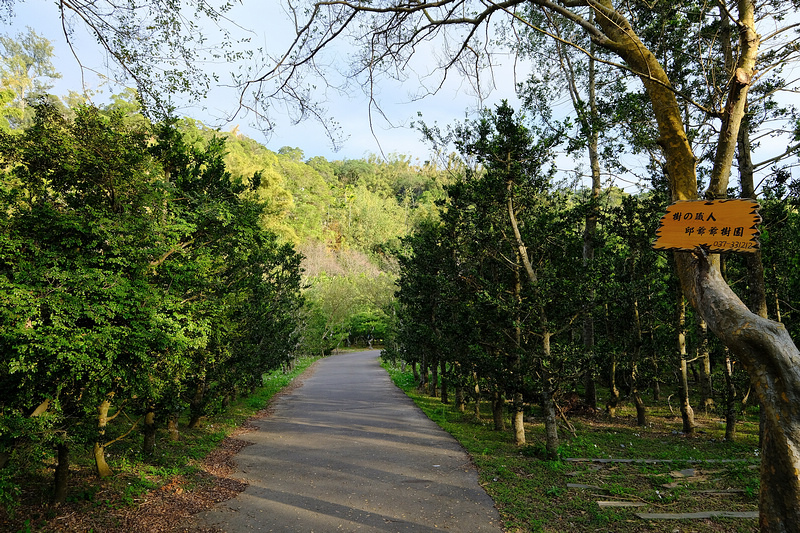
[178, 119, 454, 354]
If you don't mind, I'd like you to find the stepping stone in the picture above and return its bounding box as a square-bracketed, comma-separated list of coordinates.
[567, 483, 601, 490]
[565, 458, 752, 464]
[637, 511, 758, 520]
[597, 501, 648, 508]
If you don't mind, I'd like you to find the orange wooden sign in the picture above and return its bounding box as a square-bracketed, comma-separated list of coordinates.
[653, 199, 761, 253]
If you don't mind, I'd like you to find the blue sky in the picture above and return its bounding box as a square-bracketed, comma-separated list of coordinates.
[2, 0, 522, 163]
[9, 1, 793, 194]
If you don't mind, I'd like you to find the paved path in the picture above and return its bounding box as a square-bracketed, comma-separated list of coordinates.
[193, 350, 502, 532]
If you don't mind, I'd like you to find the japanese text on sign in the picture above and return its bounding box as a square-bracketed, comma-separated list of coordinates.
[652, 199, 761, 253]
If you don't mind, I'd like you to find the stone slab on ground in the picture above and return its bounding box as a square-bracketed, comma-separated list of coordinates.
[567, 483, 602, 490]
[566, 458, 753, 464]
[597, 501, 648, 508]
[637, 511, 759, 520]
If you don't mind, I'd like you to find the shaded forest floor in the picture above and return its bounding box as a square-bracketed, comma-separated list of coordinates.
[383, 363, 761, 533]
[0, 357, 321, 533]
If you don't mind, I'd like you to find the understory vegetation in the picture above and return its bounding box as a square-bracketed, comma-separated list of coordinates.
[384, 360, 761, 533]
[0, 356, 318, 532]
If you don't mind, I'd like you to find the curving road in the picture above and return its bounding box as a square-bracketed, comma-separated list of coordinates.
[192, 350, 502, 532]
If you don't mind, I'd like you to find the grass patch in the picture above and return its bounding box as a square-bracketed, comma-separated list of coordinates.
[383, 361, 760, 533]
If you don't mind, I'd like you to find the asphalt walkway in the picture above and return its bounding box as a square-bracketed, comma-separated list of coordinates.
[193, 350, 502, 532]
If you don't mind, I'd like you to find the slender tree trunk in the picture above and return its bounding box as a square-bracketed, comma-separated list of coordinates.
[607, 356, 620, 417]
[188, 380, 206, 429]
[492, 390, 505, 431]
[431, 359, 438, 397]
[506, 183, 554, 450]
[697, 317, 714, 413]
[143, 403, 156, 456]
[542, 384, 559, 460]
[440, 360, 449, 404]
[677, 290, 695, 435]
[582, 36, 601, 411]
[511, 252, 526, 444]
[724, 348, 738, 441]
[53, 443, 69, 505]
[632, 299, 647, 427]
[512, 392, 525, 446]
[651, 328, 662, 402]
[738, 113, 769, 320]
[455, 385, 465, 413]
[94, 394, 114, 478]
[772, 271, 782, 323]
[541, 332, 559, 458]
[168, 412, 180, 442]
[473, 371, 481, 418]
[603, 303, 620, 416]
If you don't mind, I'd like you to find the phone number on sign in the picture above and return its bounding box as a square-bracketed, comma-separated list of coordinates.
[710, 240, 755, 249]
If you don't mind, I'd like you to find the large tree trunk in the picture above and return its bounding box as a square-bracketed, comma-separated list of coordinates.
[420, 357, 429, 392]
[686, 253, 800, 531]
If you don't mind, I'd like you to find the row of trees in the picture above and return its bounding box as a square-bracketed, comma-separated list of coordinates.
[387, 96, 800, 472]
[0, 102, 304, 502]
[0, 28, 452, 502]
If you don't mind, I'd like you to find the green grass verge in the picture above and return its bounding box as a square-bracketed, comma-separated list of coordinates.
[382, 361, 760, 533]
